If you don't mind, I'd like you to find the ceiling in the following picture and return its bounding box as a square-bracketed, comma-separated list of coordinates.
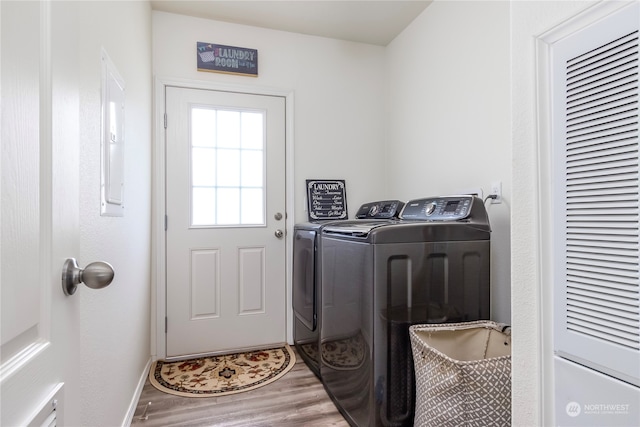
[150, 0, 432, 46]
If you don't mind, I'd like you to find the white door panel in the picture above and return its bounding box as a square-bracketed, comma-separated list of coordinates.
[165, 87, 286, 357]
[1, 2, 79, 424]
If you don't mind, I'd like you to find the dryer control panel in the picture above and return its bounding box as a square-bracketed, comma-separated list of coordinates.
[355, 200, 405, 219]
[400, 196, 473, 221]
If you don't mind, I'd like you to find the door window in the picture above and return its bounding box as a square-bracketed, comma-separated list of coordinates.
[190, 106, 265, 227]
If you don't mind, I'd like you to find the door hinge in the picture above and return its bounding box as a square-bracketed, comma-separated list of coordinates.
[164, 113, 167, 129]
[165, 316, 168, 333]
[164, 215, 168, 231]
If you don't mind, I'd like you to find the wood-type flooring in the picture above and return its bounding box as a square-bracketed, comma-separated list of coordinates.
[131, 347, 349, 427]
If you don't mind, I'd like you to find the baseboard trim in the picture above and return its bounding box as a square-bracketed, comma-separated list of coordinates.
[122, 357, 152, 427]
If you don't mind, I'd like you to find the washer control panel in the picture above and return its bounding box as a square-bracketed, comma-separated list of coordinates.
[355, 200, 405, 219]
[400, 196, 473, 221]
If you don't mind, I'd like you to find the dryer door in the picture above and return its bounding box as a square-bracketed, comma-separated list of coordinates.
[293, 229, 317, 330]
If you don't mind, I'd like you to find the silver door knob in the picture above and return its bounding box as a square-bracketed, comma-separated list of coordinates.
[274, 229, 284, 239]
[62, 258, 115, 296]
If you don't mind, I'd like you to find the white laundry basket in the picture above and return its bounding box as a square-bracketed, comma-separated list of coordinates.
[409, 321, 511, 427]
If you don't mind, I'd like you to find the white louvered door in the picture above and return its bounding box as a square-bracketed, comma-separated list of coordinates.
[552, 3, 640, 387]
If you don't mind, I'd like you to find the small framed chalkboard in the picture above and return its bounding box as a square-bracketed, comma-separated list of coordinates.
[306, 180, 348, 221]
[197, 42, 258, 77]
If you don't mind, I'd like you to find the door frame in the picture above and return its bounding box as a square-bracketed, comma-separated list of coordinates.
[152, 77, 295, 360]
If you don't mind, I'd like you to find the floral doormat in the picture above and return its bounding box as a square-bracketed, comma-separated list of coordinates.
[149, 345, 296, 397]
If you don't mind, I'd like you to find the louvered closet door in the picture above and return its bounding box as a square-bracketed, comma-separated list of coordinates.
[552, 2, 640, 386]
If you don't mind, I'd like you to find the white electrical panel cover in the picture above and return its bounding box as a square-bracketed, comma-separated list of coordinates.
[101, 49, 125, 216]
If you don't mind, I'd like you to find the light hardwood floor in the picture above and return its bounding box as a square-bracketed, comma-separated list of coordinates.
[131, 347, 349, 427]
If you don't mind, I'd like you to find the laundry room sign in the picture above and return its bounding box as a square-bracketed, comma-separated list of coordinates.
[197, 42, 258, 76]
[306, 180, 348, 220]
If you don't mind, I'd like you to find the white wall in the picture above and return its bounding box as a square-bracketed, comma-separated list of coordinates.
[510, 1, 596, 425]
[71, 1, 152, 425]
[385, 1, 511, 325]
[152, 11, 388, 222]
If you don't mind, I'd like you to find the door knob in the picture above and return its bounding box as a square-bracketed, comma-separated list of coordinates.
[274, 229, 284, 239]
[62, 258, 115, 296]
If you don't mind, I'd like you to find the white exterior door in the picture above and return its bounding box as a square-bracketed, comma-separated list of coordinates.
[165, 86, 287, 358]
[1, 1, 79, 425]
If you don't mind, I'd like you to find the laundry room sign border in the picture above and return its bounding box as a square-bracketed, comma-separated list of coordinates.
[306, 179, 348, 221]
[196, 42, 258, 77]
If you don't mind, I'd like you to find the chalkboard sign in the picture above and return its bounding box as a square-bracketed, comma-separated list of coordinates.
[306, 180, 348, 221]
[197, 42, 258, 77]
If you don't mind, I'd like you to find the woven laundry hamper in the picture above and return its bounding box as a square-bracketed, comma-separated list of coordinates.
[409, 321, 511, 427]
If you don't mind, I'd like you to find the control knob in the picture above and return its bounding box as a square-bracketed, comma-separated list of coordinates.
[425, 202, 437, 216]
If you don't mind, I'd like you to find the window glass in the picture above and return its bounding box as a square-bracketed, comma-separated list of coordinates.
[192, 108, 216, 147]
[241, 189, 264, 224]
[192, 147, 216, 187]
[192, 187, 216, 226]
[190, 107, 265, 226]
[216, 110, 240, 148]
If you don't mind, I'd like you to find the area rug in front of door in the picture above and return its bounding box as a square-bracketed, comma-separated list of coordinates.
[149, 345, 296, 397]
